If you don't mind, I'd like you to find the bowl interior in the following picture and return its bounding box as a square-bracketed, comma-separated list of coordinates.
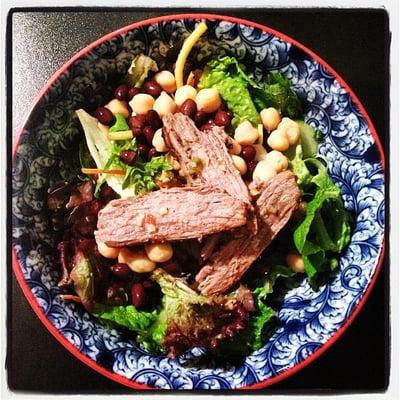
[12, 16, 385, 390]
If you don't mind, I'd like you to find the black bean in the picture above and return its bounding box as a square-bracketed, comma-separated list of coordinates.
[214, 110, 232, 127]
[128, 115, 146, 131]
[107, 284, 125, 306]
[246, 160, 257, 180]
[120, 149, 137, 166]
[143, 126, 155, 144]
[179, 99, 197, 119]
[200, 121, 216, 132]
[110, 263, 133, 280]
[128, 87, 141, 99]
[194, 111, 208, 127]
[95, 106, 115, 126]
[143, 80, 162, 97]
[138, 143, 149, 159]
[162, 261, 181, 276]
[131, 283, 147, 309]
[148, 148, 159, 159]
[241, 145, 256, 162]
[146, 110, 163, 130]
[114, 84, 129, 101]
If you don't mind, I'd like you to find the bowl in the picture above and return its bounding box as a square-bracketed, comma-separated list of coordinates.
[11, 14, 385, 390]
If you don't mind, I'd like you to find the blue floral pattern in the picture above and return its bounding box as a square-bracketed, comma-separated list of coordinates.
[12, 17, 384, 389]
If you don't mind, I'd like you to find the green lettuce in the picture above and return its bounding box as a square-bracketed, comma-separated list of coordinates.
[109, 113, 130, 133]
[126, 54, 158, 88]
[77, 111, 172, 198]
[251, 72, 303, 119]
[219, 265, 294, 355]
[290, 147, 352, 283]
[151, 269, 253, 358]
[93, 139, 138, 198]
[199, 56, 260, 127]
[95, 269, 254, 357]
[248, 264, 294, 350]
[122, 155, 172, 194]
[95, 304, 166, 353]
[199, 56, 303, 128]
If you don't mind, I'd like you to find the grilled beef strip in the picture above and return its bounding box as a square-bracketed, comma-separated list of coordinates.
[95, 185, 248, 247]
[162, 113, 251, 205]
[162, 113, 253, 260]
[195, 171, 301, 295]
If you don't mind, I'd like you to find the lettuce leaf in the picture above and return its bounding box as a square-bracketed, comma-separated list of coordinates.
[70, 250, 95, 310]
[199, 56, 260, 127]
[76, 109, 130, 197]
[77, 109, 172, 198]
[290, 149, 352, 282]
[151, 269, 252, 358]
[122, 155, 172, 194]
[218, 264, 294, 356]
[109, 113, 129, 133]
[95, 304, 166, 353]
[251, 72, 303, 119]
[126, 54, 158, 88]
[199, 56, 303, 128]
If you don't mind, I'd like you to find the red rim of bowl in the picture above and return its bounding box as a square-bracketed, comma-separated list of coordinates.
[11, 13, 386, 391]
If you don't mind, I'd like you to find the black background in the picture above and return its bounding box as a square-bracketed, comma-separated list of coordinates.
[7, 8, 390, 394]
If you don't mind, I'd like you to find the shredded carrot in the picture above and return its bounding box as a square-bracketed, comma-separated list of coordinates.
[59, 294, 82, 303]
[81, 168, 126, 176]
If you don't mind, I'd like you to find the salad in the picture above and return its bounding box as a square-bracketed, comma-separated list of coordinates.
[48, 23, 351, 358]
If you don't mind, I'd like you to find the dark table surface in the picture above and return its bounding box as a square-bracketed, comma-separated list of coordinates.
[7, 8, 389, 394]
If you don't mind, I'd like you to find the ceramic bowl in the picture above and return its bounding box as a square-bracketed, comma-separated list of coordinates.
[12, 14, 385, 390]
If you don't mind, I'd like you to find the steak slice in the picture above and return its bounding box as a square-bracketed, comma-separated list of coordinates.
[195, 171, 301, 295]
[162, 113, 251, 205]
[95, 186, 248, 247]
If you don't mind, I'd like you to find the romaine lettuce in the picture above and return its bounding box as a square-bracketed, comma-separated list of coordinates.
[95, 304, 166, 353]
[290, 147, 352, 283]
[251, 72, 303, 119]
[199, 56, 260, 127]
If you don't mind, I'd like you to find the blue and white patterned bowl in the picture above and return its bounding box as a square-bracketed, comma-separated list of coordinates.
[12, 14, 385, 390]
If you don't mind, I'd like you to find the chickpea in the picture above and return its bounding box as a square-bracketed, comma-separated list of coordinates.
[286, 251, 305, 273]
[280, 117, 296, 127]
[97, 242, 120, 259]
[153, 91, 177, 117]
[278, 117, 300, 145]
[260, 107, 281, 132]
[195, 88, 221, 113]
[154, 70, 177, 94]
[152, 128, 168, 152]
[129, 93, 155, 115]
[253, 144, 267, 161]
[252, 160, 277, 182]
[145, 242, 173, 263]
[234, 121, 259, 146]
[267, 129, 290, 151]
[174, 85, 197, 106]
[231, 155, 247, 175]
[105, 99, 130, 118]
[118, 248, 156, 273]
[285, 125, 301, 145]
[265, 150, 288, 172]
[226, 137, 242, 155]
[97, 122, 109, 134]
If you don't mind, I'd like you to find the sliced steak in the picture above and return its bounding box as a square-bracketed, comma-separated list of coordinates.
[95, 186, 248, 247]
[195, 171, 301, 295]
[162, 113, 250, 205]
